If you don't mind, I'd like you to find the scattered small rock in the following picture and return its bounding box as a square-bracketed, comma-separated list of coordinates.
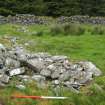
[16, 84, 26, 90]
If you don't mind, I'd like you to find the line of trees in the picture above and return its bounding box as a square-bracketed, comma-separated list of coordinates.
[0, 0, 105, 16]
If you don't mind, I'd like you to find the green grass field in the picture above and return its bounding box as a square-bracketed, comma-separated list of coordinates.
[0, 24, 105, 105]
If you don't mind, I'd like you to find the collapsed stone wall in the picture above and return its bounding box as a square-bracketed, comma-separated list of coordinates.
[0, 41, 102, 93]
[0, 16, 7, 24]
[1, 14, 105, 25]
[57, 16, 105, 24]
[0, 14, 53, 25]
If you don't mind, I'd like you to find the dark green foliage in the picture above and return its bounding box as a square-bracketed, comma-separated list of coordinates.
[0, 0, 105, 16]
[0, 0, 46, 16]
[0, 8, 15, 16]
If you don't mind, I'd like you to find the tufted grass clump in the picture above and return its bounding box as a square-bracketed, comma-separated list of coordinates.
[50, 24, 64, 36]
[91, 25, 105, 35]
[50, 23, 85, 36]
[63, 23, 85, 35]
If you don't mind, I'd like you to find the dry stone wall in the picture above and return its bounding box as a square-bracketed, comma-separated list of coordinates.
[1, 14, 105, 25]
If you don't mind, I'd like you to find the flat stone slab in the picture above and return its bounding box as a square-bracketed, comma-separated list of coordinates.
[9, 67, 25, 76]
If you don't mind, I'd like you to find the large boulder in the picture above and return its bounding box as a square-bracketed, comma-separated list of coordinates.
[59, 71, 71, 81]
[0, 74, 9, 83]
[32, 75, 46, 88]
[78, 61, 102, 76]
[26, 59, 45, 72]
[8, 67, 25, 76]
[40, 69, 51, 77]
[5, 57, 20, 69]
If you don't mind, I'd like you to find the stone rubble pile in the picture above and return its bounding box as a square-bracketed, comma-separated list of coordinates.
[0, 43, 102, 92]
